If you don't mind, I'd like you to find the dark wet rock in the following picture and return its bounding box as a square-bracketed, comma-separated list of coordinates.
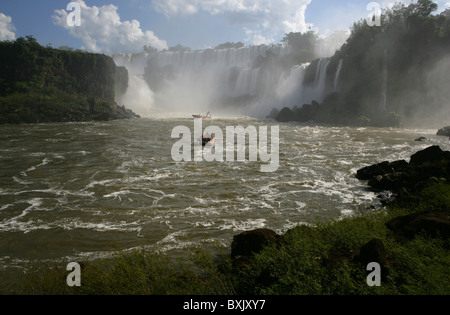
[437, 126, 450, 137]
[357, 146, 450, 193]
[356, 160, 409, 181]
[409, 145, 449, 167]
[368, 171, 410, 191]
[356, 161, 391, 180]
[415, 137, 428, 142]
[275, 107, 295, 123]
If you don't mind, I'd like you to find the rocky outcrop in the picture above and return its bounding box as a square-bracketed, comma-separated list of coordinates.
[357, 146, 450, 242]
[230, 228, 284, 271]
[275, 107, 295, 123]
[437, 126, 450, 137]
[273, 92, 401, 127]
[231, 228, 284, 259]
[357, 146, 450, 193]
[356, 160, 410, 181]
[386, 209, 450, 241]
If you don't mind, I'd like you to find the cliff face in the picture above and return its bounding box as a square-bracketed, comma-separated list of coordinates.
[115, 66, 129, 98]
[0, 37, 137, 124]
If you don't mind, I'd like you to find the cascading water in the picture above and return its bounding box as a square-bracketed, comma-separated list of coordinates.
[334, 59, 343, 91]
[113, 45, 344, 117]
[117, 75, 155, 117]
[114, 53, 156, 116]
[315, 58, 332, 102]
[381, 50, 388, 112]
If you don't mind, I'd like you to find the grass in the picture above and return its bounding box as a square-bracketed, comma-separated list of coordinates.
[1, 182, 449, 295]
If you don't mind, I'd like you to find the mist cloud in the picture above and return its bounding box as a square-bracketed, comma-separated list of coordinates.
[152, 0, 313, 45]
[53, 0, 168, 54]
[0, 13, 16, 41]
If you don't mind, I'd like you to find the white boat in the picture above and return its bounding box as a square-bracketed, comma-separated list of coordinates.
[192, 111, 212, 119]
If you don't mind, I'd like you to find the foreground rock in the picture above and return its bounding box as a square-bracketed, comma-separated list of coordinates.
[357, 146, 450, 193]
[231, 228, 284, 259]
[386, 209, 450, 241]
[357, 146, 450, 243]
[356, 160, 410, 181]
[356, 238, 389, 267]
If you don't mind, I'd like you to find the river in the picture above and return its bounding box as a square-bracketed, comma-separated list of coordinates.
[0, 115, 448, 270]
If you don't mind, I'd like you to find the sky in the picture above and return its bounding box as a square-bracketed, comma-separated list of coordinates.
[1, 0, 450, 54]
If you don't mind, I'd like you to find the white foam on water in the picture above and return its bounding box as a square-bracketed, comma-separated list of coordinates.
[3, 119, 448, 270]
[12, 176, 33, 185]
[219, 218, 267, 232]
[295, 201, 307, 209]
[0, 198, 44, 232]
[61, 219, 141, 233]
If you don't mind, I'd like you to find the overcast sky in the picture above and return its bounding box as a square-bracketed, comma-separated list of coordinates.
[1, 0, 449, 54]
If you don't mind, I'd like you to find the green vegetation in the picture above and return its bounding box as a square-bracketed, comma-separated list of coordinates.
[331, 0, 450, 126]
[231, 182, 450, 295]
[275, 0, 450, 127]
[215, 42, 245, 50]
[0, 36, 135, 124]
[281, 31, 320, 64]
[2, 180, 448, 295]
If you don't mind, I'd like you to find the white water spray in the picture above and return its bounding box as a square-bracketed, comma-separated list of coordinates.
[117, 75, 155, 117]
[113, 44, 346, 117]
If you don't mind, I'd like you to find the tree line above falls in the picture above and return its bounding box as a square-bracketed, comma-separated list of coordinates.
[273, 0, 450, 128]
[0, 36, 137, 124]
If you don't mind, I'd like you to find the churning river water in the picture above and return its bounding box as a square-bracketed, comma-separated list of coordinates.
[1, 116, 449, 270]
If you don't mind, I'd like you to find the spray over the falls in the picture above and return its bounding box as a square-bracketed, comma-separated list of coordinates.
[113, 43, 346, 117]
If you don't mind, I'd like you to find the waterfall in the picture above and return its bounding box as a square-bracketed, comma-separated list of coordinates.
[316, 59, 331, 99]
[334, 59, 343, 91]
[380, 50, 388, 112]
[116, 75, 155, 117]
[113, 45, 334, 116]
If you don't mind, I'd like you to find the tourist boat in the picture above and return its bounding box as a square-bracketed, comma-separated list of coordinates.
[192, 136, 215, 147]
[192, 112, 212, 119]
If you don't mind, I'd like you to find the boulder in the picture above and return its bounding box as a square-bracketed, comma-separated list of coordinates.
[276, 107, 295, 123]
[409, 145, 447, 167]
[231, 228, 283, 259]
[358, 146, 450, 194]
[437, 126, 450, 137]
[386, 209, 450, 241]
[390, 160, 410, 172]
[356, 161, 391, 180]
[415, 137, 428, 142]
[368, 171, 410, 191]
[356, 239, 390, 280]
[356, 160, 409, 180]
[357, 238, 389, 267]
